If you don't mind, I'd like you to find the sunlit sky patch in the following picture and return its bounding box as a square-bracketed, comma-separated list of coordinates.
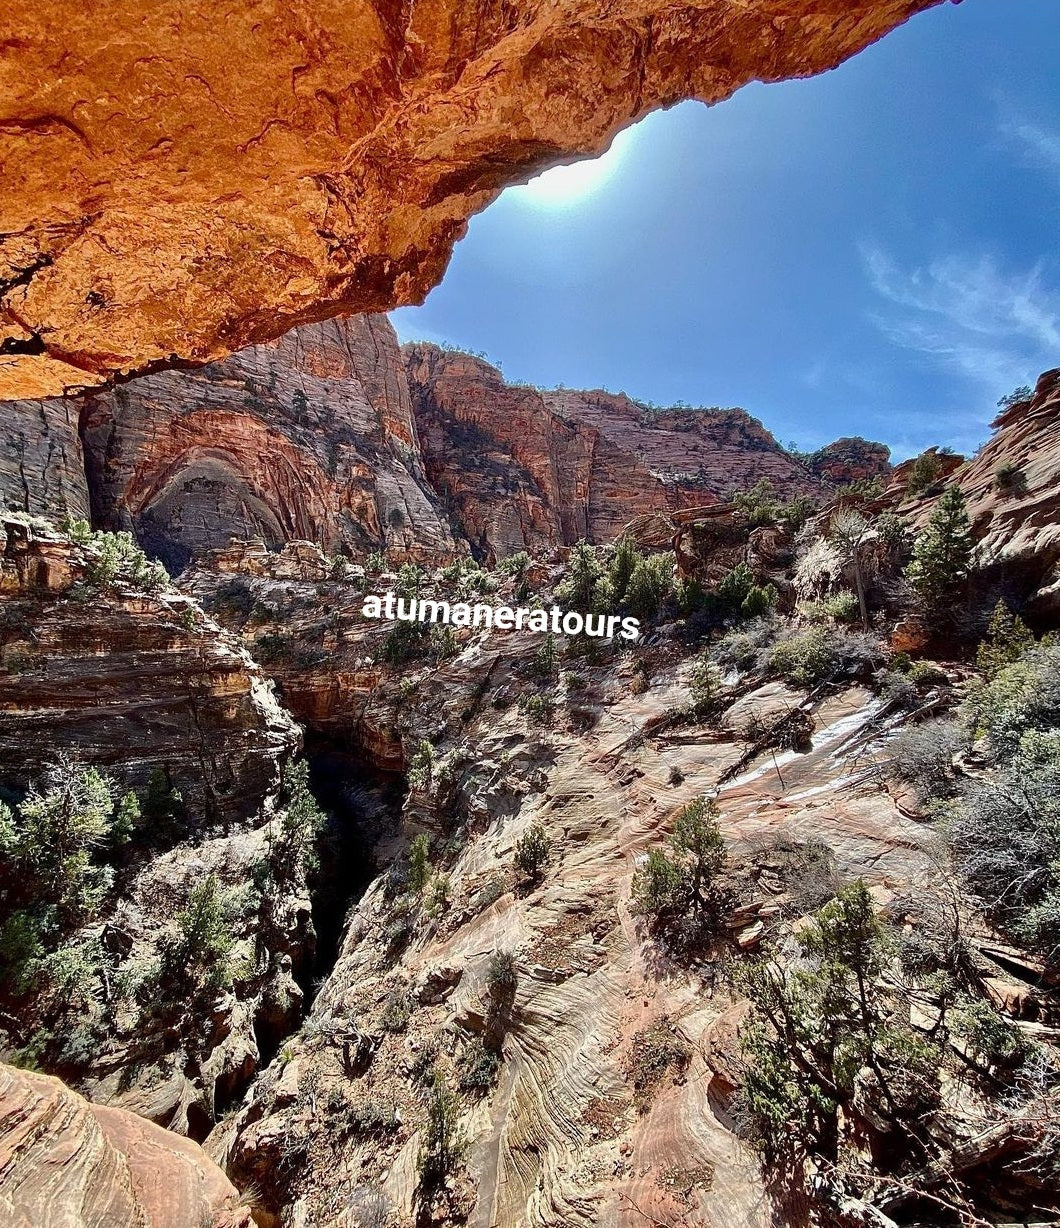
[393, 0, 1060, 460]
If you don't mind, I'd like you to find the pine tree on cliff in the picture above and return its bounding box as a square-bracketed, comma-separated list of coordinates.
[906, 484, 975, 614]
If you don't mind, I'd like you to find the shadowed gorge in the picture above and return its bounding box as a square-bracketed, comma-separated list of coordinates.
[4, 5, 1060, 1228]
[0, 0, 948, 399]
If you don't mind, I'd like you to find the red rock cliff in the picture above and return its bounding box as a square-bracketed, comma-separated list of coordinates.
[405, 342, 828, 560]
[80, 315, 458, 570]
[0, 0, 947, 399]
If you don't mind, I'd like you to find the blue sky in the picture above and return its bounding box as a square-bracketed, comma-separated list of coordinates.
[392, 0, 1060, 461]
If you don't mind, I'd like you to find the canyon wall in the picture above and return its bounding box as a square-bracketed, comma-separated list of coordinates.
[405, 342, 830, 560]
[1, 0, 948, 399]
[0, 517, 298, 822]
[0, 315, 890, 571]
[81, 315, 459, 570]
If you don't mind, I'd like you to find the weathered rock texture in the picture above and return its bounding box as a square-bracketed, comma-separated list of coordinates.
[806, 435, 892, 485]
[1, 0, 948, 398]
[0, 396, 89, 520]
[0, 1062, 254, 1228]
[81, 315, 458, 570]
[406, 343, 827, 560]
[0, 516, 298, 821]
[187, 549, 952, 1228]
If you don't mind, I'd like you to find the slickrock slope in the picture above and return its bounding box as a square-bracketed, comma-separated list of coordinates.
[0, 1063, 254, 1228]
[406, 343, 827, 560]
[81, 315, 458, 570]
[189, 554, 948, 1228]
[1, 0, 948, 398]
[0, 516, 298, 821]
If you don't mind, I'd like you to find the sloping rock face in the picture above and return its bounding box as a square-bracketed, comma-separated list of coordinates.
[0, 1062, 254, 1228]
[933, 370, 1060, 616]
[189, 554, 942, 1228]
[0, 517, 298, 821]
[406, 343, 827, 560]
[885, 370, 1060, 617]
[1, 0, 947, 398]
[81, 315, 458, 570]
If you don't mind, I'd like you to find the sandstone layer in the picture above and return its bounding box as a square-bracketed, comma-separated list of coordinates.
[184, 546, 1005, 1228]
[1, 0, 948, 398]
[890, 370, 1060, 618]
[0, 516, 298, 821]
[0, 1062, 254, 1228]
[0, 317, 888, 572]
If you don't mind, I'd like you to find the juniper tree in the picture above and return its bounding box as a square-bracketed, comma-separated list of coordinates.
[905, 484, 975, 616]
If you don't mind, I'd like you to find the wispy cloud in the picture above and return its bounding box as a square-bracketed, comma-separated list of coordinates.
[862, 244, 1060, 397]
[998, 114, 1060, 178]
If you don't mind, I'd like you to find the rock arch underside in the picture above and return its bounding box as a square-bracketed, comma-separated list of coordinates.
[0, 0, 949, 401]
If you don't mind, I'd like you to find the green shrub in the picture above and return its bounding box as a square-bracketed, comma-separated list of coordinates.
[556, 541, 610, 614]
[430, 624, 459, 661]
[624, 553, 673, 622]
[255, 630, 292, 664]
[408, 741, 436, 792]
[906, 485, 976, 615]
[520, 692, 554, 726]
[736, 882, 940, 1190]
[906, 450, 944, 496]
[486, 950, 518, 997]
[767, 627, 838, 687]
[712, 615, 782, 675]
[266, 759, 327, 880]
[159, 874, 234, 994]
[417, 1074, 465, 1188]
[976, 599, 1034, 680]
[77, 528, 170, 593]
[532, 633, 557, 678]
[514, 823, 551, 880]
[378, 619, 428, 665]
[690, 654, 725, 720]
[632, 797, 727, 949]
[732, 479, 779, 526]
[608, 537, 640, 605]
[996, 384, 1033, 410]
[821, 591, 860, 623]
[994, 460, 1028, 497]
[408, 833, 432, 893]
[458, 1037, 501, 1092]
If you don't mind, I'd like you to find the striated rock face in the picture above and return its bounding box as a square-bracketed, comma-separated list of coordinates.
[406, 343, 827, 560]
[1, 0, 947, 398]
[81, 315, 458, 570]
[191, 555, 942, 1228]
[0, 1062, 254, 1228]
[0, 517, 298, 821]
[0, 396, 89, 521]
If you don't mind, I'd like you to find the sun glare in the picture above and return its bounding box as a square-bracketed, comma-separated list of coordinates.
[508, 125, 638, 208]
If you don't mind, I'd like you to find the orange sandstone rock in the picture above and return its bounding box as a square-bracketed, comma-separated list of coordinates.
[0, 1062, 254, 1228]
[1, 0, 947, 398]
